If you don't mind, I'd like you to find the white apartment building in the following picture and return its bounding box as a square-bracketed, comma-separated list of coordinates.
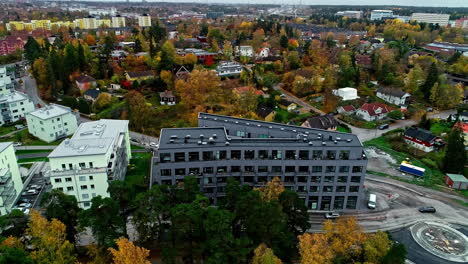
[111, 15, 126, 28]
[0, 92, 35, 126]
[26, 104, 79, 143]
[370, 10, 394, 20]
[0, 142, 24, 215]
[410, 13, 450, 26]
[47, 119, 131, 208]
[0, 67, 14, 96]
[235, 46, 254, 57]
[335, 11, 363, 19]
[138, 14, 151, 27]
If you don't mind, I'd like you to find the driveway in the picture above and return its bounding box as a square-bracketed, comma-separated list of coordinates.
[17, 74, 45, 107]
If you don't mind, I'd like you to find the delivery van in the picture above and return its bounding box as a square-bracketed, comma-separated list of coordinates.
[368, 194, 377, 209]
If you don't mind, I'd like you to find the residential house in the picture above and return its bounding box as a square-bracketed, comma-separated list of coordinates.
[0, 92, 35, 126]
[84, 88, 102, 102]
[278, 99, 297, 112]
[0, 67, 14, 95]
[216, 61, 243, 77]
[256, 106, 276, 122]
[453, 122, 468, 148]
[0, 142, 24, 215]
[125, 71, 154, 82]
[0, 36, 24, 55]
[403, 127, 440, 152]
[177, 48, 217, 66]
[355, 54, 372, 69]
[109, 83, 121, 92]
[47, 119, 131, 208]
[337, 105, 356, 115]
[376, 87, 411, 106]
[159, 90, 176, 105]
[235, 46, 254, 57]
[26, 104, 78, 143]
[75, 75, 97, 92]
[233, 86, 264, 97]
[445, 174, 468, 190]
[175, 66, 190, 80]
[301, 114, 339, 131]
[333, 87, 359, 101]
[257, 47, 270, 58]
[356, 103, 392, 121]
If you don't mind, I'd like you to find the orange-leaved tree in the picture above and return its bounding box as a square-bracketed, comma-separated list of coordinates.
[252, 243, 283, 264]
[109, 237, 150, 264]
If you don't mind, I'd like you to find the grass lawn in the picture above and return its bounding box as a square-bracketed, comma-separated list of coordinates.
[337, 125, 351, 133]
[131, 144, 146, 150]
[15, 149, 52, 155]
[125, 152, 152, 189]
[430, 121, 453, 136]
[0, 130, 63, 146]
[17, 157, 49, 163]
[0, 126, 16, 136]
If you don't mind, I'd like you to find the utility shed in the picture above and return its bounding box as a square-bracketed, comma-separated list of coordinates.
[445, 174, 468, 190]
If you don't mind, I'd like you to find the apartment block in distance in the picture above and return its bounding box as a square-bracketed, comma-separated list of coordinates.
[111, 15, 126, 28]
[153, 113, 368, 212]
[47, 119, 131, 208]
[26, 104, 79, 143]
[370, 10, 393, 20]
[138, 14, 152, 27]
[410, 13, 450, 26]
[0, 142, 25, 215]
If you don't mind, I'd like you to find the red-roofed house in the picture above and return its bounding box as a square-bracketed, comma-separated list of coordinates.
[356, 102, 393, 121]
[355, 54, 372, 69]
[0, 36, 24, 55]
[337, 105, 356, 115]
[233, 86, 265, 97]
[453, 122, 468, 147]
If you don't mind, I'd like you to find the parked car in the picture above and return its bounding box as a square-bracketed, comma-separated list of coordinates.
[30, 184, 42, 190]
[324, 212, 340, 219]
[22, 189, 38, 196]
[378, 124, 389, 130]
[418, 206, 436, 213]
[13, 142, 22, 147]
[426, 107, 433, 112]
[18, 197, 31, 203]
[18, 202, 32, 208]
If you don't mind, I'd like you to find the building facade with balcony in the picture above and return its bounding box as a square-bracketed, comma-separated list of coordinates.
[26, 104, 79, 143]
[0, 67, 14, 95]
[0, 91, 35, 126]
[0, 142, 24, 215]
[152, 113, 368, 212]
[47, 119, 131, 208]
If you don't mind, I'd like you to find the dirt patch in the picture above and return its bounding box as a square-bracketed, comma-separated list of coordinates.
[365, 147, 414, 180]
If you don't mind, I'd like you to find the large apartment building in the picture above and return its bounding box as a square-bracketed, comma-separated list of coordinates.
[47, 119, 131, 208]
[111, 15, 126, 28]
[138, 14, 152, 27]
[0, 142, 24, 215]
[153, 113, 368, 212]
[410, 13, 450, 26]
[0, 67, 14, 95]
[370, 10, 394, 20]
[26, 104, 79, 143]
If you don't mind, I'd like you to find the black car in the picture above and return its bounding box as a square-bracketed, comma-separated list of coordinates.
[418, 206, 436, 213]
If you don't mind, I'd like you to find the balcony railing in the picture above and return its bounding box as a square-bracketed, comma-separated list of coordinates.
[49, 167, 108, 177]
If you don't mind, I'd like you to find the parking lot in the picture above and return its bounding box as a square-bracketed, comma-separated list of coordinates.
[13, 171, 47, 214]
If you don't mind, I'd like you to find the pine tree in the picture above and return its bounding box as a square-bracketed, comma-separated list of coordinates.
[422, 62, 438, 100]
[77, 43, 86, 71]
[443, 127, 466, 174]
[24, 37, 42, 62]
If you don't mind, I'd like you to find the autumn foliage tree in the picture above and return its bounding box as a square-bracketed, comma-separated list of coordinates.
[252, 243, 283, 264]
[256, 177, 285, 201]
[109, 237, 150, 264]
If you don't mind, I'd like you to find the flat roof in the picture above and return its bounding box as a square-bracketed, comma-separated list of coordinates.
[48, 119, 128, 158]
[446, 174, 468, 183]
[28, 104, 72, 120]
[0, 142, 12, 153]
[0, 91, 30, 104]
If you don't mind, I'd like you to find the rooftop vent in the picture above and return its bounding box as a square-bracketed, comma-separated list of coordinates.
[280, 128, 284, 131]
[305, 131, 309, 134]
[197, 141, 202, 145]
[235, 121, 239, 124]
[64, 139, 70, 145]
[293, 129, 297, 132]
[336, 137, 341, 141]
[214, 118, 218, 121]
[329, 136, 333, 141]
[170, 135, 178, 139]
[257, 124, 261, 127]
[347, 139, 352, 142]
[185, 135, 191, 139]
[224, 119, 228, 122]
[208, 137, 215, 143]
[308, 141, 313, 145]
[212, 134, 217, 139]
[225, 142, 230, 146]
[203, 117, 207, 119]
[334, 140, 338, 144]
[246, 123, 250, 125]
[169, 139, 175, 144]
[269, 126, 273, 129]
[200, 134, 204, 139]
[322, 142, 326, 146]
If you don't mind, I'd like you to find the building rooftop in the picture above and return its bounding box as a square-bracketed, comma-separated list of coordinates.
[0, 91, 30, 104]
[75, 75, 96, 84]
[48, 119, 128, 158]
[446, 173, 468, 183]
[404, 127, 437, 143]
[0, 142, 12, 153]
[27, 104, 72, 120]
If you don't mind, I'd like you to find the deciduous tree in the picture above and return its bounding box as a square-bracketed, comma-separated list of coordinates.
[252, 243, 283, 264]
[109, 237, 150, 264]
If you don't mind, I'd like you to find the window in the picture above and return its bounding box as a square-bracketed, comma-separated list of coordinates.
[62, 164, 66, 169]
[339, 166, 349, 173]
[310, 176, 321, 183]
[326, 151, 336, 160]
[54, 178, 62, 183]
[79, 162, 86, 168]
[236, 131, 246, 137]
[310, 186, 319, 192]
[324, 186, 333, 192]
[89, 162, 93, 168]
[65, 177, 72, 182]
[339, 150, 350, 160]
[336, 186, 346, 192]
[203, 167, 214, 174]
[272, 150, 282, 159]
[217, 166, 227, 173]
[312, 166, 322, 173]
[215, 150, 227, 160]
[244, 150, 254, 160]
[79, 176, 86, 181]
[175, 168, 186, 175]
[89, 176, 93, 180]
[299, 166, 309, 173]
[244, 166, 254, 173]
[258, 150, 268, 159]
[231, 166, 241, 173]
[82, 194, 89, 199]
[92, 193, 97, 198]
[258, 166, 268, 173]
[174, 152, 185, 162]
[203, 151, 214, 160]
[67, 186, 74, 191]
[326, 166, 336, 173]
[285, 150, 296, 160]
[308, 196, 319, 209]
[259, 134, 268, 138]
[351, 176, 361, 183]
[299, 150, 309, 160]
[272, 166, 282, 173]
[83, 202, 91, 207]
[161, 169, 171, 176]
[231, 150, 241, 159]
[337, 176, 347, 183]
[352, 166, 363, 173]
[349, 186, 359, 192]
[324, 176, 334, 183]
[334, 196, 345, 210]
[91, 184, 95, 189]
[57, 187, 63, 191]
[346, 196, 358, 209]
[80, 185, 88, 190]
[285, 166, 295, 173]
[189, 168, 200, 175]
[312, 150, 323, 159]
[160, 153, 171, 163]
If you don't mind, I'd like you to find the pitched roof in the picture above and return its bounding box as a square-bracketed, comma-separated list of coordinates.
[256, 106, 275, 118]
[126, 71, 154, 78]
[404, 127, 437, 143]
[159, 90, 175, 98]
[453, 122, 468, 133]
[355, 54, 372, 65]
[446, 173, 468, 183]
[340, 105, 356, 112]
[75, 75, 96, 84]
[377, 87, 409, 98]
[84, 88, 102, 99]
[359, 102, 393, 116]
[234, 86, 264, 96]
[279, 98, 295, 107]
[304, 114, 339, 130]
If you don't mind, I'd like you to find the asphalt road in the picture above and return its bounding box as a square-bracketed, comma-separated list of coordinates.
[18, 74, 45, 107]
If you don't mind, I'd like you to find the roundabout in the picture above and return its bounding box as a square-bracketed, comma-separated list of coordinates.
[410, 221, 468, 263]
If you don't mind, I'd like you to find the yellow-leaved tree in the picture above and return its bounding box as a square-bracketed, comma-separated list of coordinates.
[109, 237, 150, 264]
[27, 210, 76, 264]
[255, 177, 285, 201]
[252, 243, 283, 264]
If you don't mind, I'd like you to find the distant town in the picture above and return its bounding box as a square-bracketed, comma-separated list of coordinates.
[0, 0, 467, 263]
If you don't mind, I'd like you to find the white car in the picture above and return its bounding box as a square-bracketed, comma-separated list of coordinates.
[22, 189, 38, 196]
[13, 142, 22, 147]
[30, 184, 42, 190]
[324, 212, 340, 219]
[18, 202, 32, 208]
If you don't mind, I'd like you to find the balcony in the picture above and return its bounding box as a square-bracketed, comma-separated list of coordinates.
[49, 167, 108, 177]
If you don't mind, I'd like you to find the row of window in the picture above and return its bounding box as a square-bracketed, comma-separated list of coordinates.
[160, 149, 353, 163]
[54, 175, 94, 183]
[61, 162, 94, 170]
[160, 166, 364, 176]
[308, 196, 358, 210]
[55, 184, 95, 192]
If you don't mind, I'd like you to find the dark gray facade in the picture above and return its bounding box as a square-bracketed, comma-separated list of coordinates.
[152, 113, 368, 211]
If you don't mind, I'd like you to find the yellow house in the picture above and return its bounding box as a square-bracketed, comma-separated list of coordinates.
[6, 21, 26, 31]
[256, 106, 276, 122]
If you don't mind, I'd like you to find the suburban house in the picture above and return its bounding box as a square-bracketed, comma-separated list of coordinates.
[333, 87, 359, 101]
[0, 142, 25, 215]
[84, 88, 102, 102]
[453, 122, 468, 148]
[445, 174, 468, 190]
[0, 91, 35, 126]
[26, 104, 79, 143]
[376, 87, 411, 106]
[257, 47, 270, 58]
[47, 119, 131, 208]
[0, 36, 24, 55]
[109, 83, 121, 92]
[216, 61, 243, 77]
[403, 127, 440, 152]
[355, 54, 372, 69]
[356, 102, 393, 121]
[337, 105, 356, 115]
[177, 48, 217, 66]
[125, 71, 155, 82]
[233, 86, 265, 97]
[301, 114, 339, 131]
[159, 90, 176, 105]
[235, 45, 254, 57]
[256, 106, 276, 122]
[278, 99, 297, 112]
[75, 75, 97, 92]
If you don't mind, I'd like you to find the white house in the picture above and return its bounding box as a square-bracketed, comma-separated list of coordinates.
[333, 87, 359, 101]
[26, 104, 79, 143]
[257, 47, 270, 58]
[235, 46, 254, 57]
[47, 119, 131, 208]
[376, 87, 411, 106]
[356, 102, 393, 121]
[0, 142, 24, 215]
[215, 61, 243, 77]
[0, 67, 14, 95]
[0, 91, 35, 126]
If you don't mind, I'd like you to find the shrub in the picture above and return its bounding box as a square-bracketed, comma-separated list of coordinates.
[421, 158, 438, 169]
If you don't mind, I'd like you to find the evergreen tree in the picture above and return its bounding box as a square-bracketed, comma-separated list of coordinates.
[280, 35, 288, 49]
[134, 38, 143, 53]
[421, 62, 438, 100]
[418, 114, 431, 130]
[77, 43, 86, 71]
[24, 37, 42, 62]
[443, 127, 466, 174]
